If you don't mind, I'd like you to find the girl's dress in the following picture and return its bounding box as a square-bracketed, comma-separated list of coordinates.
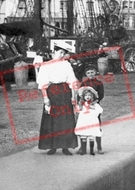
[75, 102, 103, 137]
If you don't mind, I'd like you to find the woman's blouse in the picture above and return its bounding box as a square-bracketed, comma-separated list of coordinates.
[37, 59, 77, 89]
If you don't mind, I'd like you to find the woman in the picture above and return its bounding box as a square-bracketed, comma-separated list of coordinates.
[37, 41, 78, 155]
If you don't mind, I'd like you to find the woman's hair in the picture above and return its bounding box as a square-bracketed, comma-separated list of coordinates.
[54, 46, 68, 54]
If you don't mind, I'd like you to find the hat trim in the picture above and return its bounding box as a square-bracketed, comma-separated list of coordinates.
[54, 42, 74, 53]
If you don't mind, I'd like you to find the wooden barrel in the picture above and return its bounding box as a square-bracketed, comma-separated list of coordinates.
[97, 57, 108, 75]
[14, 61, 28, 87]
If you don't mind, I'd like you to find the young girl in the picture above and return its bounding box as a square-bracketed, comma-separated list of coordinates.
[75, 86, 103, 155]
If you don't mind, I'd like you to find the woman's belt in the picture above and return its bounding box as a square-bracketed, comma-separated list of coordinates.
[49, 81, 67, 84]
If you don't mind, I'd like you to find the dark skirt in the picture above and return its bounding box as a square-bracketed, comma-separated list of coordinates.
[38, 82, 78, 150]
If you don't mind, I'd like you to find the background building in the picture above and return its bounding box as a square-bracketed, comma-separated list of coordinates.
[0, 0, 135, 40]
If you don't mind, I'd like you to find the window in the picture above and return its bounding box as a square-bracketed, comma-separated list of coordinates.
[123, 1, 128, 9]
[129, 1, 133, 8]
[60, 0, 67, 12]
[124, 21, 129, 28]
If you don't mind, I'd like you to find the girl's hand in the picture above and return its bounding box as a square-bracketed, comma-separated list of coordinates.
[71, 99, 76, 106]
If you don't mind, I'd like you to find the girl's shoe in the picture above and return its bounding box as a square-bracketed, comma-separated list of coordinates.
[76, 147, 82, 154]
[78, 139, 87, 155]
[90, 152, 95, 156]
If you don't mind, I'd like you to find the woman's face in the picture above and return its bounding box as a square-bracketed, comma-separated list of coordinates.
[85, 69, 96, 79]
[64, 53, 70, 60]
[53, 49, 66, 59]
[84, 92, 93, 101]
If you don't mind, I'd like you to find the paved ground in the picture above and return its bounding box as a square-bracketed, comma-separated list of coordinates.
[1, 73, 135, 189]
[0, 112, 135, 190]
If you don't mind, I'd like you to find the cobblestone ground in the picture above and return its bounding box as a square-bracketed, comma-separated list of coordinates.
[0, 73, 135, 157]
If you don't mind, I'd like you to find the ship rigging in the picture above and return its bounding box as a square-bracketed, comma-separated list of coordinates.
[0, 0, 135, 72]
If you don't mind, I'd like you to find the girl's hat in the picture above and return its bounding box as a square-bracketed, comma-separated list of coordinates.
[78, 86, 99, 99]
[84, 64, 97, 73]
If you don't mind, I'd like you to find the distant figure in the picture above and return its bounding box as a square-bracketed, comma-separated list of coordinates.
[33, 50, 43, 83]
[106, 0, 120, 16]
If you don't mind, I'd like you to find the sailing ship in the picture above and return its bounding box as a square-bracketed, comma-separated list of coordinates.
[0, 0, 135, 73]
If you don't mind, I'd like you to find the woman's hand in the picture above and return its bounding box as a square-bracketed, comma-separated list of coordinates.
[44, 97, 50, 106]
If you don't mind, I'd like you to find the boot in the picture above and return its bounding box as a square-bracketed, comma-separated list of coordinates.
[90, 141, 95, 156]
[96, 137, 104, 154]
[78, 139, 87, 155]
[76, 147, 82, 154]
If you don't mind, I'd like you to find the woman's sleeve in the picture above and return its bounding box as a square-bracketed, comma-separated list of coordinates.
[66, 62, 78, 89]
[37, 65, 49, 90]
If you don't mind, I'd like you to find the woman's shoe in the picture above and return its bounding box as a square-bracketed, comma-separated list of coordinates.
[62, 148, 73, 155]
[47, 148, 57, 155]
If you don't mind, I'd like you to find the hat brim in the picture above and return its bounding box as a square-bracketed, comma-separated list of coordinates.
[84, 64, 97, 73]
[78, 86, 99, 99]
[54, 42, 75, 53]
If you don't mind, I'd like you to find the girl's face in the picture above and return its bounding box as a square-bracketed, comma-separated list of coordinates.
[85, 69, 96, 79]
[84, 92, 93, 101]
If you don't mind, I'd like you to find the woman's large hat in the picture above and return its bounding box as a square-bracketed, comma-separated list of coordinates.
[78, 86, 99, 99]
[54, 41, 75, 53]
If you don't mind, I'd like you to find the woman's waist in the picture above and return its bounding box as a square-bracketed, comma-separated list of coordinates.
[47, 82, 71, 95]
[49, 81, 67, 84]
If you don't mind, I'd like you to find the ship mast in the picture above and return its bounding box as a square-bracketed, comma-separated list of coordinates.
[34, 0, 42, 34]
[67, 0, 74, 36]
[34, 0, 42, 20]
